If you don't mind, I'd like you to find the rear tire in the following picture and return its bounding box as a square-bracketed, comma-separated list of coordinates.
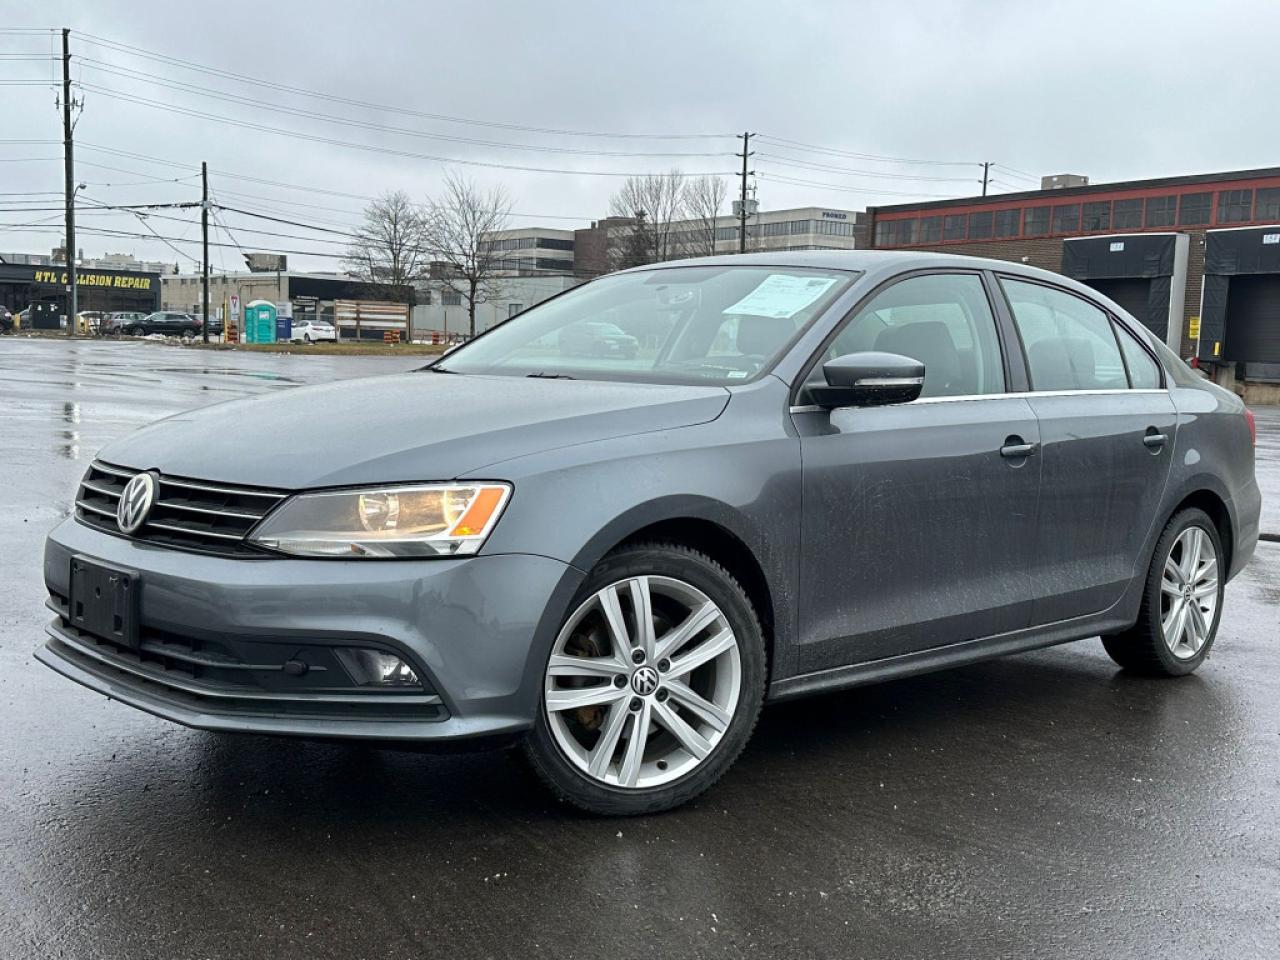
[1102, 508, 1224, 676]
[129, 326, 144, 337]
[524, 543, 766, 815]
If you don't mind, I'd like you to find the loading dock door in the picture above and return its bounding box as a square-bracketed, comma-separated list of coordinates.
[1086, 278, 1158, 338]
[1224, 275, 1280, 379]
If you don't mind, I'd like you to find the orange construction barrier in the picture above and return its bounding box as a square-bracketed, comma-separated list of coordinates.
[383, 330, 401, 344]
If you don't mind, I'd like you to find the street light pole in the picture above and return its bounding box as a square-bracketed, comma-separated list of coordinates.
[61, 27, 77, 336]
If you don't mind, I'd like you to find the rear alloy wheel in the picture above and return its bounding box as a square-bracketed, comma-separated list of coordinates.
[525, 544, 765, 814]
[129, 326, 145, 337]
[1102, 508, 1224, 676]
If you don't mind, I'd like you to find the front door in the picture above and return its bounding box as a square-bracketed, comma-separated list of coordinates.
[793, 272, 1042, 672]
[998, 276, 1177, 623]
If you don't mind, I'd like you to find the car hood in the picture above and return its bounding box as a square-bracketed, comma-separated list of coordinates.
[99, 372, 730, 489]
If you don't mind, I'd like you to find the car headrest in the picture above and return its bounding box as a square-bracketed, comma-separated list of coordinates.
[874, 321, 961, 393]
[735, 315, 795, 357]
[1029, 336, 1095, 390]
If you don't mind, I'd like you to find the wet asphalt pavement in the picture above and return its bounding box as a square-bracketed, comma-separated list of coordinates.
[1, 338, 1277, 960]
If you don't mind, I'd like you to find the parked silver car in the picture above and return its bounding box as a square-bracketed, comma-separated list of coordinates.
[38, 252, 1260, 814]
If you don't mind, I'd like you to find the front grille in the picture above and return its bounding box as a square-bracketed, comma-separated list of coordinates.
[75, 460, 287, 556]
[44, 594, 445, 722]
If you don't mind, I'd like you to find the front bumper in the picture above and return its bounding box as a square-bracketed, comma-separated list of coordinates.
[38, 518, 583, 742]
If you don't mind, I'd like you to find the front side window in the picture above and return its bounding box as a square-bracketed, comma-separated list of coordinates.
[437, 265, 856, 386]
[1001, 279, 1128, 391]
[820, 273, 1005, 398]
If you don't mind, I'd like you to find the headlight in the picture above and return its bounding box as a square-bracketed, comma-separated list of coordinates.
[249, 482, 512, 558]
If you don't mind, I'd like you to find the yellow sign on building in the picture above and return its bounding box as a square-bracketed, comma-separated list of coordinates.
[1188, 316, 1201, 339]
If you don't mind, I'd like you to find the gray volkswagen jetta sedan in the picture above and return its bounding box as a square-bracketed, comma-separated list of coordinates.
[38, 252, 1260, 815]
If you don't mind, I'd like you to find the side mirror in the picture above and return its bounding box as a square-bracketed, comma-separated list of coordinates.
[809, 351, 925, 408]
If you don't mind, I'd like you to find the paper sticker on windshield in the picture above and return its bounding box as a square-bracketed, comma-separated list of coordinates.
[722, 275, 837, 319]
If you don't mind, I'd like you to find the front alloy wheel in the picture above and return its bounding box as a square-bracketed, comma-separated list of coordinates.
[525, 544, 765, 814]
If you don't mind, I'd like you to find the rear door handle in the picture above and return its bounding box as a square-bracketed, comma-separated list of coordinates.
[999, 440, 1038, 458]
[1143, 432, 1168, 449]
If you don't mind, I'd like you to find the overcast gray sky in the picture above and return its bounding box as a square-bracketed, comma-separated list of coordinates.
[3, 0, 1278, 272]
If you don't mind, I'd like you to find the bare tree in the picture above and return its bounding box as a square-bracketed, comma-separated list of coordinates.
[683, 175, 728, 258]
[343, 190, 429, 296]
[607, 169, 689, 266]
[423, 172, 513, 337]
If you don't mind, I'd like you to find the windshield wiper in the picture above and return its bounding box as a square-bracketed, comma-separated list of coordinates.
[422, 364, 456, 373]
[526, 371, 575, 380]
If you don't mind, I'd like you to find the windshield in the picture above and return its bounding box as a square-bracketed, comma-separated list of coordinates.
[435, 264, 858, 385]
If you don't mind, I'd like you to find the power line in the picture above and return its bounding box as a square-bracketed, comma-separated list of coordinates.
[756, 171, 955, 199]
[755, 134, 979, 167]
[78, 83, 739, 179]
[75, 59, 731, 159]
[72, 30, 731, 141]
[756, 152, 980, 183]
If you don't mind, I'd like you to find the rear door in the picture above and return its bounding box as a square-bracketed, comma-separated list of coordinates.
[793, 270, 1042, 671]
[997, 276, 1177, 623]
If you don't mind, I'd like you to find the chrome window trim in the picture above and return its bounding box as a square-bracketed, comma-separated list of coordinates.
[788, 387, 1169, 414]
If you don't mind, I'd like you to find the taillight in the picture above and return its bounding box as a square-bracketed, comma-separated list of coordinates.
[1245, 408, 1256, 447]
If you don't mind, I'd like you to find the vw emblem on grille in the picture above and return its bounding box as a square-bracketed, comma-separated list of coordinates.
[117, 472, 156, 534]
[631, 665, 660, 696]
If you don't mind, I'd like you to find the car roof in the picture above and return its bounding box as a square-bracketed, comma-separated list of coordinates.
[622, 249, 1071, 284]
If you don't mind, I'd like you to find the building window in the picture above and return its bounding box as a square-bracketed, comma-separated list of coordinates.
[1178, 192, 1212, 226]
[919, 216, 943, 243]
[813, 219, 854, 237]
[1023, 206, 1050, 236]
[442, 291, 462, 306]
[1051, 204, 1080, 234]
[897, 219, 917, 244]
[967, 211, 993, 240]
[1145, 195, 1177, 228]
[715, 226, 738, 242]
[1217, 189, 1253, 224]
[994, 208, 1021, 238]
[1256, 187, 1280, 222]
[508, 303, 524, 318]
[1082, 201, 1111, 231]
[943, 215, 966, 241]
[1113, 198, 1143, 230]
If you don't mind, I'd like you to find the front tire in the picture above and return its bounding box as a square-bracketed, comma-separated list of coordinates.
[524, 543, 766, 815]
[1102, 508, 1224, 676]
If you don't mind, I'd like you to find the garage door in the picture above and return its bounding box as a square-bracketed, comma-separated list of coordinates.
[1086, 278, 1158, 337]
[1224, 275, 1280, 363]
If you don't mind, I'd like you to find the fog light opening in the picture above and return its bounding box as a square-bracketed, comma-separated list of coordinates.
[336, 648, 422, 688]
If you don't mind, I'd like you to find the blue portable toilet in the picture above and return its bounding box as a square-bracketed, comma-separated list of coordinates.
[244, 300, 277, 344]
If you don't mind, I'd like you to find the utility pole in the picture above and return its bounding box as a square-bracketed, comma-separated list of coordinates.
[201, 161, 210, 343]
[737, 131, 755, 254]
[61, 28, 76, 336]
[981, 161, 991, 197]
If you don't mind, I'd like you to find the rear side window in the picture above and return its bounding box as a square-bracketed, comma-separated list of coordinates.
[822, 273, 1005, 398]
[1001, 279, 1128, 391]
[1115, 322, 1162, 388]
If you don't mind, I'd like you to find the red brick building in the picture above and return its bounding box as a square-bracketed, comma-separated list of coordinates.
[868, 168, 1280, 394]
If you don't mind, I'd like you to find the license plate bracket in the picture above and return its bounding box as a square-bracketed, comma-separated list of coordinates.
[69, 555, 139, 648]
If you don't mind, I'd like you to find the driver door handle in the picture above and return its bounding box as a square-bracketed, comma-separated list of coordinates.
[999, 440, 1038, 458]
[1143, 432, 1168, 449]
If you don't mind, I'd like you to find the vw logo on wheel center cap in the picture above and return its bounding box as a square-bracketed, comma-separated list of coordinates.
[117, 472, 157, 535]
[630, 665, 660, 696]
